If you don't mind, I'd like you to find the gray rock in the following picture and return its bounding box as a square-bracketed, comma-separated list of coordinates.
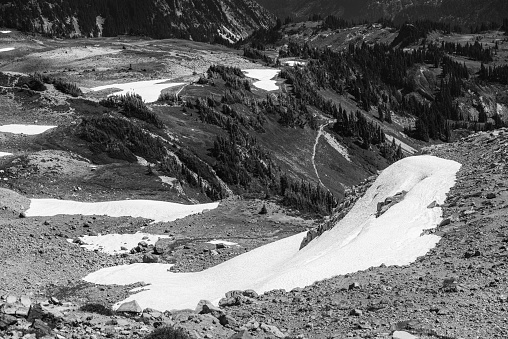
[142, 254, 159, 263]
[117, 300, 142, 313]
[154, 238, 176, 254]
[195, 300, 223, 315]
[32, 319, 52, 337]
[0, 314, 17, 329]
[349, 309, 363, 316]
[260, 323, 285, 338]
[242, 290, 258, 298]
[5, 295, 17, 304]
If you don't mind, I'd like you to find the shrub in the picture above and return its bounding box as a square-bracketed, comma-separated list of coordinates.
[143, 327, 192, 339]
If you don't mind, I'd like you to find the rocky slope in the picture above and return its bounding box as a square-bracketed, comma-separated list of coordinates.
[0, 0, 275, 42]
[2, 127, 507, 339]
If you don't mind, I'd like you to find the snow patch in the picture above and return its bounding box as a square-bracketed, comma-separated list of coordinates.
[26, 199, 219, 224]
[206, 240, 238, 246]
[322, 132, 351, 162]
[0, 152, 12, 157]
[242, 69, 280, 91]
[69, 233, 170, 255]
[0, 125, 56, 135]
[0, 31, 11, 34]
[0, 48, 15, 52]
[84, 155, 461, 311]
[90, 79, 185, 103]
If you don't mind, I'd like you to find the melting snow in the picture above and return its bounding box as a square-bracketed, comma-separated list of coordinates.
[84, 155, 460, 311]
[242, 69, 280, 91]
[69, 233, 170, 255]
[90, 79, 185, 103]
[206, 240, 238, 246]
[0, 124, 56, 135]
[0, 48, 15, 52]
[26, 199, 219, 223]
[323, 131, 351, 162]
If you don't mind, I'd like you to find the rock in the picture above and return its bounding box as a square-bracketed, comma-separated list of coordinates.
[439, 218, 451, 227]
[219, 297, 240, 307]
[392, 331, 418, 339]
[348, 282, 361, 290]
[1, 303, 17, 315]
[195, 300, 223, 316]
[218, 314, 238, 327]
[242, 290, 258, 298]
[117, 300, 142, 313]
[0, 314, 17, 329]
[349, 309, 363, 316]
[464, 249, 481, 258]
[154, 238, 176, 254]
[226, 290, 243, 298]
[260, 323, 285, 338]
[49, 296, 61, 305]
[20, 296, 31, 308]
[27, 304, 44, 323]
[142, 254, 159, 263]
[486, 192, 496, 199]
[6, 295, 17, 304]
[228, 330, 254, 339]
[32, 319, 52, 337]
[138, 241, 148, 247]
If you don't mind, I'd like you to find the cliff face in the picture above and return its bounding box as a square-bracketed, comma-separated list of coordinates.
[0, 0, 275, 42]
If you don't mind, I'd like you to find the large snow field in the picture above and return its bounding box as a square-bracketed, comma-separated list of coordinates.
[0, 47, 14, 52]
[85, 155, 461, 311]
[0, 124, 56, 135]
[90, 79, 185, 103]
[26, 199, 219, 223]
[242, 69, 280, 91]
[69, 233, 170, 255]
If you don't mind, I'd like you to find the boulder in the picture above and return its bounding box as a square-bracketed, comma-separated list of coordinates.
[154, 239, 176, 254]
[195, 300, 223, 316]
[117, 300, 142, 313]
[260, 323, 285, 338]
[242, 290, 258, 298]
[142, 254, 159, 263]
[32, 319, 52, 337]
[0, 314, 17, 330]
[226, 290, 243, 298]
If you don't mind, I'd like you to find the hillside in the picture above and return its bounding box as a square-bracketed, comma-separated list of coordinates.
[2, 17, 508, 339]
[257, 0, 508, 27]
[0, 0, 275, 42]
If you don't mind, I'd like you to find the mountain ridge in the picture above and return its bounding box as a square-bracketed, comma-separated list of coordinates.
[0, 0, 275, 42]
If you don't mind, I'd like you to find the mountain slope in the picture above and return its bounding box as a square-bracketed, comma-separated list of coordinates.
[257, 0, 508, 26]
[0, 0, 275, 42]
